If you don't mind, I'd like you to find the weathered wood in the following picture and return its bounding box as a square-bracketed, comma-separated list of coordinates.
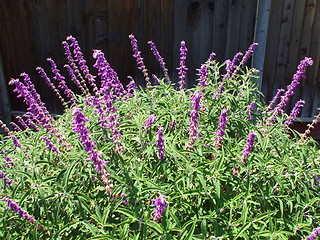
[212, 0, 229, 62]
[285, 0, 306, 108]
[273, 0, 295, 104]
[262, 0, 284, 101]
[299, 0, 317, 116]
[252, 0, 271, 89]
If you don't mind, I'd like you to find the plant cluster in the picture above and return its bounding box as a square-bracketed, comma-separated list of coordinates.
[0, 35, 319, 239]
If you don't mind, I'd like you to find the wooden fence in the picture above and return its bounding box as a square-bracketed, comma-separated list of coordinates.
[0, 0, 319, 122]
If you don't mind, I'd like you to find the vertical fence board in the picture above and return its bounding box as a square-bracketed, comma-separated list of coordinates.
[262, 0, 284, 101]
[285, 0, 306, 107]
[212, 0, 229, 62]
[299, 0, 317, 116]
[225, 0, 243, 59]
[272, 0, 295, 107]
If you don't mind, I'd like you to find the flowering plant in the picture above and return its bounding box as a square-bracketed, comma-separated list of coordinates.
[0, 35, 319, 239]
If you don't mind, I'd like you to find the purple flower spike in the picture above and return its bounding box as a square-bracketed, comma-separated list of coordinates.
[151, 195, 168, 222]
[37, 66, 67, 108]
[187, 91, 201, 149]
[247, 101, 256, 121]
[241, 131, 257, 163]
[156, 126, 165, 161]
[177, 41, 188, 90]
[16, 116, 28, 130]
[10, 122, 22, 132]
[207, 52, 216, 63]
[142, 114, 156, 133]
[213, 109, 228, 148]
[125, 76, 138, 98]
[72, 108, 109, 174]
[0, 120, 22, 148]
[198, 64, 209, 88]
[4, 156, 16, 169]
[267, 58, 313, 124]
[223, 53, 243, 80]
[66, 35, 97, 91]
[0, 171, 13, 187]
[129, 34, 151, 88]
[40, 136, 61, 154]
[306, 226, 320, 240]
[266, 89, 285, 112]
[240, 43, 258, 66]
[93, 49, 124, 98]
[169, 120, 176, 130]
[2, 198, 37, 225]
[47, 58, 75, 104]
[148, 40, 170, 83]
[284, 99, 305, 126]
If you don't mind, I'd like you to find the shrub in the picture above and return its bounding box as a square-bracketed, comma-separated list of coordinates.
[0, 35, 319, 239]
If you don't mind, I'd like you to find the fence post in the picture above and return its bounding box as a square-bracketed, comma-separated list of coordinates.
[0, 53, 11, 126]
[252, 0, 271, 90]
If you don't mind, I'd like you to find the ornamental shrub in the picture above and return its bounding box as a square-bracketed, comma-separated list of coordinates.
[0, 35, 319, 239]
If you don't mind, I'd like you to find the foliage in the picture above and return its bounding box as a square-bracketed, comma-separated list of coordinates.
[0, 36, 319, 240]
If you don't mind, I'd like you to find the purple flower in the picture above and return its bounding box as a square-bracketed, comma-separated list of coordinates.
[121, 193, 129, 204]
[2, 198, 37, 225]
[152, 74, 160, 85]
[40, 136, 61, 154]
[66, 35, 97, 91]
[241, 131, 257, 163]
[126, 76, 138, 98]
[213, 109, 228, 148]
[0, 171, 13, 187]
[47, 58, 75, 104]
[240, 43, 258, 67]
[72, 108, 109, 174]
[177, 41, 188, 90]
[284, 99, 305, 126]
[129, 34, 151, 88]
[3, 156, 16, 169]
[0, 120, 21, 148]
[223, 52, 243, 80]
[169, 120, 176, 130]
[23, 113, 39, 131]
[107, 113, 124, 153]
[9, 76, 54, 132]
[247, 101, 256, 121]
[151, 195, 168, 222]
[93, 49, 124, 98]
[266, 89, 285, 111]
[10, 122, 22, 132]
[62, 40, 90, 96]
[267, 58, 313, 124]
[230, 44, 257, 79]
[187, 91, 201, 149]
[156, 126, 165, 161]
[148, 41, 170, 83]
[306, 226, 320, 240]
[207, 52, 216, 63]
[142, 114, 156, 133]
[37, 67, 68, 108]
[15, 115, 28, 130]
[198, 64, 209, 88]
